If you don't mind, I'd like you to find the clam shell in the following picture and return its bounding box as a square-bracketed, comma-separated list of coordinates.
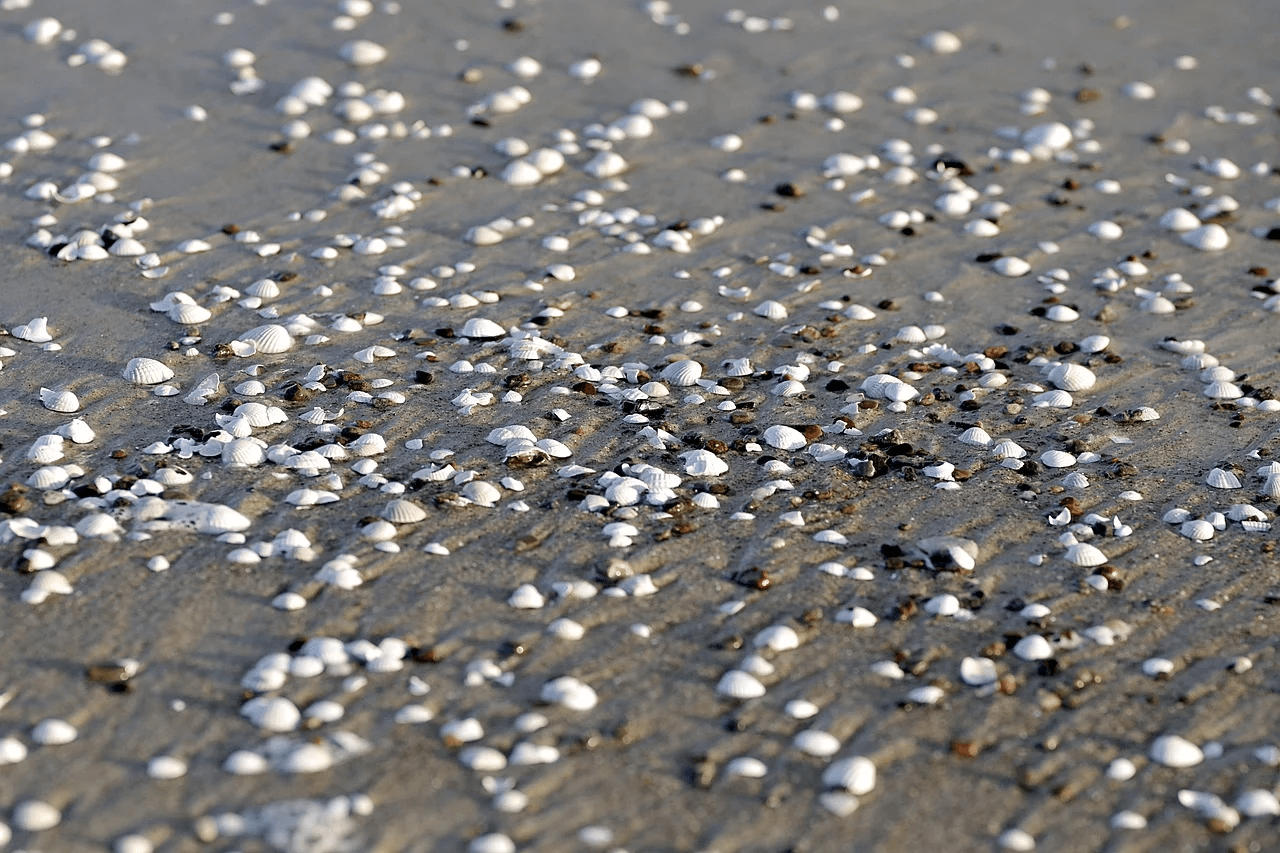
[1064, 541, 1107, 566]
[1162, 507, 1192, 523]
[1206, 467, 1242, 489]
[460, 317, 506, 339]
[959, 656, 998, 686]
[241, 324, 294, 354]
[680, 449, 728, 476]
[763, 425, 807, 451]
[753, 624, 800, 652]
[844, 304, 877, 320]
[462, 480, 501, 507]
[39, 387, 79, 413]
[221, 438, 266, 466]
[122, 357, 174, 385]
[722, 357, 753, 376]
[990, 439, 1027, 459]
[168, 303, 212, 324]
[754, 300, 788, 320]
[1150, 734, 1203, 768]
[1048, 363, 1096, 391]
[382, 498, 427, 523]
[1032, 389, 1073, 408]
[1040, 450, 1077, 468]
[1227, 503, 1267, 521]
[1262, 473, 1280, 500]
[348, 433, 387, 456]
[57, 418, 95, 444]
[660, 359, 703, 386]
[1012, 635, 1053, 661]
[13, 317, 52, 343]
[1181, 519, 1215, 540]
[822, 756, 876, 794]
[793, 730, 841, 757]
[959, 426, 992, 447]
[716, 669, 765, 699]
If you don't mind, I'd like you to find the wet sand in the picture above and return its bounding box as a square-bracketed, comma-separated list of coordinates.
[1, 0, 1279, 851]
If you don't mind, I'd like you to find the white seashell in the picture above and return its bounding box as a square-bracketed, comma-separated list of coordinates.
[725, 756, 768, 779]
[39, 387, 79, 412]
[990, 439, 1027, 459]
[1064, 542, 1107, 566]
[754, 300, 788, 320]
[340, 39, 387, 65]
[1150, 734, 1203, 768]
[992, 257, 1030, 277]
[240, 324, 294, 353]
[763, 425, 807, 451]
[1162, 507, 1192, 523]
[660, 360, 703, 386]
[681, 449, 728, 476]
[168, 302, 212, 324]
[1203, 380, 1242, 400]
[959, 426, 992, 447]
[793, 730, 841, 757]
[717, 670, 766, 699]
[508, 584, 544, 609]
[460, 317, 505, 339]
[1181, 224, 1229, 251]
[382, 498, 427, 523]
[1235, 790, 1280, 818]
[1181, 519, 1215, 540]
[960, 656, 998, 686]
[1159, 207, 1200, 232]
[122, 357, 174, 385]
[240, 696, 300, 731]
[1032, 389, 1073, 408]
[753, 624, 800, 652]
[32, 718, 78, 745]
[1227, 503, 1267, 522]
[348, 433, 387, 456]
[1206, 468, 1242, 489]
[1040, 450, 1076, 468]
[1012, 635, 1053, 661]
[469, 834, 516, 853]
[13, 317, 52, 343]
[539, 676, 597, 710]
[1048, 363, 1096, 391]
[820, 756, 876, 798]
[13, 800, 61, 832]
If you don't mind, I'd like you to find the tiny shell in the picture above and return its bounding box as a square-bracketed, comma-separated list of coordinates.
[1150, 734, 1203, 767]
[716, 670, 766, 699]
[122, 357, 174, 385]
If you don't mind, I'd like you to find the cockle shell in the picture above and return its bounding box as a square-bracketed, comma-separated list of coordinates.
[1040, 450, 1076, 468]
[1206, 468, 1242, 489]
[680, 449, 728, 476]
[222, 438, 266, 466]
[716, 670, 766, 699]
[822, 756, 876, 794]
[754, 300, 788, 320]
[1181, 519, 1215, 540]
[460, 317, 505, 339]
[1064, 542, 1107, 566]
[462, 480, 501, 507]
[169, 302, 212, 324]
[1048, 363, 1096, 391]
[122, 357, 174, 385]
[991, 439, 1027, 459]
[39, 387, 79, 412]
[241, 324, 294, 354]
[382, 499, 427, 523]
[660, 359, 702, 386]
[959, 426, 992, 447]
[763, 425, 807, 451]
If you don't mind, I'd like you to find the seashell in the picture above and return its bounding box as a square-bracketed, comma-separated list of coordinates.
[717, 669, 766, 699]
[990, 439, 1027, 459]
[1149, 734, 1203, 768]
[168, 302, 212, 324]
[39, 387, 79, 413]
[240, 324, 294, 354]
[660, 359, 702, 386]
[725, 756, 768, 779]
[246, 278, 280, 299]
[763, 425, 807, 451]
[469, 835, 516, 853]
[1047, 363, 1096, 391]
[1162, 507, 1192, 523]
[539, 676, 597, 710]
[240, 696, 301, 732]
[382, 498, 427, 523]
[1181, 519, 1214, 540]
[772, 379, 805, 397]
[1077, 334, 1110, 353]
[1032, 389, 1073, 408]
[681, 449, 728, 476]
[151, 466, 193, 486]
[122, 357, 174, 385]
[462, 480, 501, 507]
[460, 317, 505, 339]
[1203, 380, 1243, 400]
[160, 500, 251, 533]
[883, 382, 918, 402]
[959, 426, 992, 447]
[722, 357, 753, 376]
[57, 418, 95, 444]
[793, 730, 841, 757]
[1064, 542, 1107, 566]
[753, 624, 800, 652]
[844, 304, 877, 320]
[1159, 207, 1201, 232]
[822, 756, 876, 794]
[13, 317, 52, 343]
[1061, 472, 1089, 489]
[895, 325, 927, 344]
[1227, 504, 1267, 522]
[13, 800, 61, 832]
[28, 466, 71, 489]
[348, 433, 387, 456]
[1181, 223, 1229, 251]
[1206, 467, 1242, 489]
[339, 38, 388, 66]
[754, 300, 788, 320]
[959, 656, 998, 686]
[222, 438, 266, 466]
[1012, 634, 1053, 661]
[1040, 450, 1076, 468]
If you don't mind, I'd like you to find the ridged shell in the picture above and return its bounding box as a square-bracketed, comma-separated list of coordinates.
[763, 425, 807, 451]
[716, 670, 766, 699]
[1262, 473, 1280, 500]
[245, 278, 280, 299]
[754, 300, 788, 320]
[151, 466, 193, 486]
[122, 357, 174, 385]
[382, 498, 427, 523]
[722, 357, 753, 376]
[39, 388, 79, 413]
[58, 418, 95, 444]
[1064, 542, 1107, 566]
[1048, 363, 1096, 391]
[168, 302, 212, 324]
[991, 439, 1027, 459]
[959, 426, 992, 447]
[1227, 503, 1267, 521]
[844, 304, 877, 320]
[1040, 450, 1077, 468]
[1200, 366, 1236, 382]
[822, 756, 876, 794]
[28, 466, 71, 489]
[1206, 468, 1242, 489]
[1162, 507, 1192, 523]
[895, 325, 927, 344]
[241, 324, 294, 354]
[1203, 380, 1242, 400]
[460, 317, 505, 339]
[1032, 389, 1073, 408]
[348, 433, 387, 456]
[1061, 472, 1089, 489]
[221, 438, 266, 466]
[660, 359, 703, 386]
[1181, 519, 1215, 540]
[680, 449, 728, 476]
[462, 480, 501, 506]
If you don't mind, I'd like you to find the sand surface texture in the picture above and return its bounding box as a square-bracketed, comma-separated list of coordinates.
[0, 0, 1279, 850]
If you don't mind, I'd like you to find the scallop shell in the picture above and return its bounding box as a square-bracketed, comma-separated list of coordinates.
[895, 325, 927, 344]
[959, 426, 992, 447]
[245, 279, 280, 299]
[222, 438, 266, 466]
[1040, 450, 1077, 468]
[716, 670, 766, 699]
[763, 425, 807, 451]
[348, 433, 387, 456]
[1061, 472, 1089, 489]
[991, 439, 1027, 459]
[1261, 473, 1280, 500]
[39, 388, 79, 413]
[241, 324, 294, 354]
[168, 303, 212, 324]
[1064, 542, 1107, 566]
[754, 300, 788, 320]
[382, 498, 427, 523]
[822, 756, 876, 794]
[460, 317, 506, 339]
[1227, 504, 1267, 522]
[660, 359, 703, 386]
[461, 480, 501, 507]
[122, 357, 174, 385]
[1048, 363, 1096, 392]
[1181, 519, 1215, 540]
[722, 357, 753, 376]
[1032, 389, 1073, 408]
[1203, 380, 1243, 399]
[680, 449, 728, 476]
[1206, 468, 1242, 489]
[57, 418, 95, 444]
